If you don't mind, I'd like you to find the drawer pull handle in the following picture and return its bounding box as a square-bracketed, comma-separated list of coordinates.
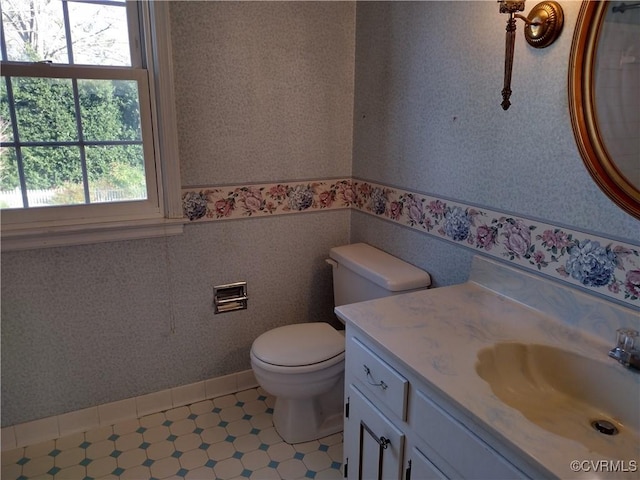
[363, 364, 388, 390]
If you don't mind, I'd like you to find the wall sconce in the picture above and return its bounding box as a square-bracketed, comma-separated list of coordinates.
[498, 1, 564, 110]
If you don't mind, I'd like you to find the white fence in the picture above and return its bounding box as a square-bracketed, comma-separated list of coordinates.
[0, 187, 146, 208]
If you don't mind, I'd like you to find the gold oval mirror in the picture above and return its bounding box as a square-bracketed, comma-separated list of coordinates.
[569, 1, 640, 219]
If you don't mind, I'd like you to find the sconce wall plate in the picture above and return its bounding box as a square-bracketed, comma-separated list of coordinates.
[524, 1, 564, 48]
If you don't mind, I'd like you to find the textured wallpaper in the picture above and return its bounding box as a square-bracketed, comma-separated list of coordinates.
[181, 178, 640, 308]
[351, 1, 638, 240]
[2, 1, 639, 430]
[170, 1, 355, 186]
[1, 2, 356, 427]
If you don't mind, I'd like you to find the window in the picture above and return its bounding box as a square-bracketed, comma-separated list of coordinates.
[0, 0, 182, 250]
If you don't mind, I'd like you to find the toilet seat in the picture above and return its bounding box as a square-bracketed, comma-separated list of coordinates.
[251, 322, 345, 372]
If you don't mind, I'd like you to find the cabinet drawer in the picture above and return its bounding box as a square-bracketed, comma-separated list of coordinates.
[411, 389, 525, 479]
[349, 336, 408, 420]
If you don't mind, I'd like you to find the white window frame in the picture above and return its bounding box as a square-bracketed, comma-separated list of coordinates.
[0, 1, 183, 251]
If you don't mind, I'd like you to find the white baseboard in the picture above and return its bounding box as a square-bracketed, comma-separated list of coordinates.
[1, 369, 258, 451]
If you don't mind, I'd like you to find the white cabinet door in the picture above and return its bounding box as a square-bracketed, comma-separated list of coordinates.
[407, 445, 447, 480]
[410, 389, 526, 479]
[345, 384, 405, 480]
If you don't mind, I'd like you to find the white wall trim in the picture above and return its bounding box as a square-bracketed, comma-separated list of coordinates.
[1, 370, 258, 452]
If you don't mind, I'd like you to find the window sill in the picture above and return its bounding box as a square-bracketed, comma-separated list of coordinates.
[1, 217, 185, 251]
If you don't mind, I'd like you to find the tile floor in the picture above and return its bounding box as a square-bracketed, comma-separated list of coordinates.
[1, 388, 343, 480]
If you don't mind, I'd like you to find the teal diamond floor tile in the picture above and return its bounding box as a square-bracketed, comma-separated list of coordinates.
[6, 388, 343, 480]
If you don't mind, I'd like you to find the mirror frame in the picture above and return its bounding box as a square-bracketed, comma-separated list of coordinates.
[569, 1, 640, 219]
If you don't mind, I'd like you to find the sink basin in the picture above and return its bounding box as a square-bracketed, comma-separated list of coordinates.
[475, 342, 640, 459]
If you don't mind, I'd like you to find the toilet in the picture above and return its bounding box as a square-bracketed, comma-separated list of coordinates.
[250, 243, 431, 444]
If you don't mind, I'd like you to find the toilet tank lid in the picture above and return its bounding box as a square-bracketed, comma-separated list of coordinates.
[329, 243, 431, 291]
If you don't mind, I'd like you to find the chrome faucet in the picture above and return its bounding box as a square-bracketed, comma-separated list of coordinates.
[609, 328, 640, 371]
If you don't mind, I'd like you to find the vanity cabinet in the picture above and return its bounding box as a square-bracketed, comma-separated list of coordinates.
[343, 327, 529, 480]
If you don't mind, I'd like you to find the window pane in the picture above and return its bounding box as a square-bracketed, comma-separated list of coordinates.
[86, 145, 147, 203]
[22, 145, 84, 206]
[13, 77, 77, 142]
[78, 79, 142, 141]
[1, 73, 151, 210]
[0, 78, 13, 142]
[0, 147, 21, 208]
[67, 1, 131, 66]
[0, 0, 132, 66]
[1, 0, 68, 63]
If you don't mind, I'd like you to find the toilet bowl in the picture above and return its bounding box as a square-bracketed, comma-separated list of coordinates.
[250, 243, 431, 444]
[250, 322, 346, 444]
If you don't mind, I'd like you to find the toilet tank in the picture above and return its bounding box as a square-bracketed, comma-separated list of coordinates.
[328, 243, 431, 307]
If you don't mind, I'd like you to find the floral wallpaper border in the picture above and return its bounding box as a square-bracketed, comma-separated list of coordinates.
[182, 179, 640, 308]
[182, 179, 353, 221]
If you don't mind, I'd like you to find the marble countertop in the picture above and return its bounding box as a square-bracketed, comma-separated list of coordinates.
[335, 273, 640, 479]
